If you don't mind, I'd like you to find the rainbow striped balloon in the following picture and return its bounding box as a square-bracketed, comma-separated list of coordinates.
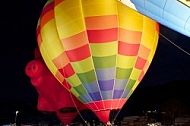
[36, 0, 159, 123]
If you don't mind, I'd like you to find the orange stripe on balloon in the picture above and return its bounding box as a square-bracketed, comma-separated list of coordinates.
[37, 34, 43, 47]
[138, 45, 151, 60]
[40, 10, 54, 29]
[143, 61, 150, 72]
[66, 44, 91, 62]
[87, 28, 118, 43]
[85, 15, 118, 30]
[61, 31, 88, 50]
[118, 42, 140, 56]
[119, 28, 142, 44]
[156, 23, 160, 32]
[54, 72, 72, 90]
[40, 2, 54, 18]
[55, 71, 65, 84]
[36, 26, 43, 47]
[53, 52, 69, 69]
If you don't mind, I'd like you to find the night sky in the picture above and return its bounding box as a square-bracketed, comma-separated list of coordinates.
[1, 0, 190, 104]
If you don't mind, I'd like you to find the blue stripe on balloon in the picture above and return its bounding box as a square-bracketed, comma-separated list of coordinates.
[80, 94, 93, 103]
[113, 89, 124, 99]
[99, 79, 114, 91]
[95, 68, 115, 80]
[83, 81, 99, 93]
[121, 89, 130, 98]
[89, 92, 102, 101]
[114, 79, 128, 90]
[101, 90, 113, 99]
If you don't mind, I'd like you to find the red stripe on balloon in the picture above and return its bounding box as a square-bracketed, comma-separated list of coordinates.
[66, 44, 91, 62]
[103, 100, 112, 109]
[40, 2, 54, 18]
[135, 56, 147, 70]
[113, 99, 127, 109]
[58, 63, 75, 78]
[87, 28, 118, 43]
[138, 71, 145, 82]
[36, 25, 40, 38]
[118, 42, 140, 56]
[62, 79, 72, 90]
[86, 102, 99, 111]
[86, 99, 127, 111]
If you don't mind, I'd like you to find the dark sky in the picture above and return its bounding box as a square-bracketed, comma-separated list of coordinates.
[0, 0, 190, 103]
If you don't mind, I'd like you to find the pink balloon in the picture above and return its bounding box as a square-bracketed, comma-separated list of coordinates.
[25, 47, 88, 125]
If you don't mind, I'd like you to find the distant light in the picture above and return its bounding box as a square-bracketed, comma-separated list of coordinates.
[16, 111, 19, 114]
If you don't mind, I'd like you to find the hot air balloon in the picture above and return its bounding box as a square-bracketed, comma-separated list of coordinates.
[37, 94, 55, 114]
[121, 0, 190, 37]
[36, 0, 159, 124]
[25, 47, 89, 125]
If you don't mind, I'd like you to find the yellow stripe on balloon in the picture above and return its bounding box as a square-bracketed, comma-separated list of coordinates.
[41, 21, 64, 59]
[40, 44, 59, 77]
[70, 88, 80, 97]
[141, 22, 158, 48]
[54, 0, 86, 38]
[118, 3, 143, 31]
[90, 41, 118, 57]
[71, 57, 94, 73]
[132, 81, 139, 91]
[66, 74, 82, 87]
[82, 0, 117, 17]
[117, 55, 136, 69]
[143, 34, 158, 76]
[129, 68, 141, 80]
[126, 81, 139, 98]
[119, 16, 143, 31]
[146, 32, 159, 63]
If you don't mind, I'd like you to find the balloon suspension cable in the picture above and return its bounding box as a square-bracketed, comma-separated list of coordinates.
[159, 33, 190, 56]
[68, 86, 89, 125]
[61, 69, 89, 126]
[111, 109, 121, 124]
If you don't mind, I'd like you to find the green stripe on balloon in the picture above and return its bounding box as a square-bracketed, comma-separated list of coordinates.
[116, 68, 132, 79]
[93, 55, 116, 68]
[73, 85, 88, 95]
[77, 70, 96, 83]
[126, 79, 136, 90]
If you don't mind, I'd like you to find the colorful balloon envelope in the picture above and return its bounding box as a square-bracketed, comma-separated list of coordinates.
[36, 0, 159, 123]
